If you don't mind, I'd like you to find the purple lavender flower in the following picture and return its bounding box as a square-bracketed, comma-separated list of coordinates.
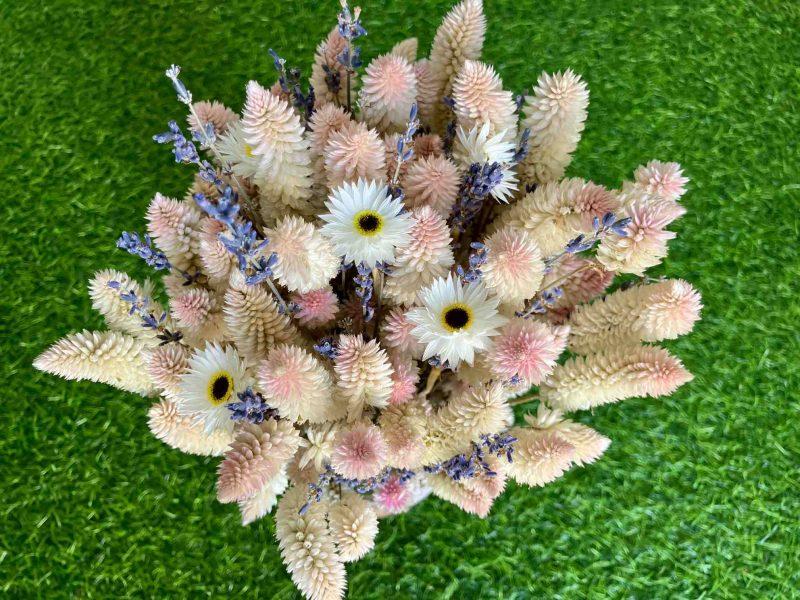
[116, 232, 171, 271]
[227, 388, 278, 424]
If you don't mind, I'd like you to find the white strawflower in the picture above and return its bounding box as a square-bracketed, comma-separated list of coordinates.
[176, 343, 248, 434]
[320, 179, 413, 267]
[216, 121, 265, 181]
[406, 274, 507, 367]
[452, 123, 518, 202]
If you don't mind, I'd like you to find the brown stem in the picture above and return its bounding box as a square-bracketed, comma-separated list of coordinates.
[509, 390, 539, 406]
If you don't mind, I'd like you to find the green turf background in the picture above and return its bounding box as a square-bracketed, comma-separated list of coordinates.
[2, 0, 798, 597]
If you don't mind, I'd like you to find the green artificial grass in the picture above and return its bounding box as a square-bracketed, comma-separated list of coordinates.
[2, 0, 799, 597]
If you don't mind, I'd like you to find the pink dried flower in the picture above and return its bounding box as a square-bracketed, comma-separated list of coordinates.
[382, 307, 424, 357]
[360, 53, 418, 133]
[413, 134, 443, 159]
[634, 160, 689, 202]
[291, 287, 339, 328]
[487, 320, 568, 386]
[171, 288, 213, 329]
[188, 100, 238, 135]
[403, 155, 460, 217]
[147, 343, 190, 396]
[323, 121, 386, 189]
[334, 335, 394, 421]
[308, 103, 351, 156]
[452, 60, 516, 140]
[506, 428, 576, 487]
[389, 356, 419, 405]
[481, 226, 545, 308]
[331, 423, 388, 479]
[374, 474, 412, 515]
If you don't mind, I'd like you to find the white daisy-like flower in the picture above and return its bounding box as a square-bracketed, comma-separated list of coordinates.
[406, 273, 508, 367]
[452, 122, 519, 202]
[319, 178, 413, 267]
[216, 121, 266, 181]
[176, 343, 248, 434]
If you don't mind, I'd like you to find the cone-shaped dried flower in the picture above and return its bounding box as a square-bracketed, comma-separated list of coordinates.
[89, 269, 161, 340]
[634, 160, 689, 202]
[171, 288, 225, 341]
[334, 335, 394, 421]
[453, 60, 516, 140]
[329, 494, 379, 562]
[382, 307, 424, 358]
[428, 0, 486, 130]
[506, 427, 576, 487]
[241, 80, 313, 213]
[147, 398, 234, 456]
[146, 193, 201, 271]
[323, 121, 386, 189]
[550, 421, 610, 467]
[217, 418, 303, 503]
[266, 216, 340, 293]
[486, 320, 568, 386]
[389, 356, 419, 405]
[374, 474, 412, 515]
[378, 402, 426, 469]
[540, 345, 693, 411]
[198, 219, 236, 288]
[413, 59, 439, 128]
[188, 100, 238, 135]
[310, 26, 357, 108]
[308, 103, 352, 157]
[413, 133, 444, 159]
[331, 422, 388, 479]
[239, 468, 289, 525]
[390, 37, 418, 62]
[34, 330, 154, 395]
[403, 155, 460, 217]
[360, 53, 417, 134]
[298, 423, 339, 471]
[481, 226, 545, 309]
[520, 69, 589, 185]
[147, 341, 190, 397]
[384, 206, 454, 305]
[429, 455, 506, 517]
[492, 178, 619, 256]
[257, 344, 338, 424]
[291, 287, 339, 328]
[275, 486, 347, 600]
[438, 382, 512, 442]
[567, 279, 702, 354]
[223, 280, 299, 363]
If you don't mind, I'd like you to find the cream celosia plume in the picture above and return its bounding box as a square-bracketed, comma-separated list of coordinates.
[88, 269, 162, 341]
[481, 226, 545, 308]
[384, 206, 454, 305]
[634, 160, 689, 202]
[567, 279, 702, 354]
[390, 37, 418, 62]
[452, 60, 517, 140]
[378, 402, 426, 469]
[540, 345, 693, 411]
[257, 344, 339, 423]
[239, 468, 289, 525]
[328, 494, 379, 562]
[428, 0, 486, 130]
[309, 104, 352, 157]
[360, 53, 417, 134]
[188, 100, 238, 135]
[323, 121, 386, 188]
[521, 405, 611, 468]
[241, 80, 313, 215]
[217, 419, 303, 503]
[34, 330, 154, 395]
[146, 193, 202, 272]
[403, 155, 460, 217]
[147, 398, 234, 457]
[334, 335, 394, 421]
[267, 216, 340, 293]
[275, 487, 346, 600]
[505, 427, 576, 487]
[413, 59, 439, 128]
[520, 69, 589, 185]
[198, 219, 237, 289]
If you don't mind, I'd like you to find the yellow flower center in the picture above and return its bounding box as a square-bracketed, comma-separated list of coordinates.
[207, 371, 234, 405]
[244, 144, 255, 158]
[353, 210, 384, 237]
[441, 303, 473, 332]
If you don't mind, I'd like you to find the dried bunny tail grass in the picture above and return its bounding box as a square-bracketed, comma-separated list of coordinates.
[310, 25, 357, 109]
[506, 427, 576, 487]
[223, 279, 299, 363]
[360, 53, 418, 134]
[428, 0, 486, 130]
[429, 455, 506, 517]
[330, 422, 388, 479]
[452, 60, 517, 140]
[291, 287, 339, 328]
[390, 37, 418, 62]
[275, 486, 347, 600]
[481, 226, 545, 308]
[308, 103, 352, 156]
[520, 69, 589, 185]
[567, 279, 702, 354]
[384, 206, 454, 305]
[257, 344, 339, 424]
[239, 468, 289, 525]
[267, 216, 340, 293]
[188, 100, 238, 135]
[34, 330, 154, 396]
[540, 345, 694, 412]
[328, 494, 379, 562]
[198, 219, 236, 288]
[146, 193, 202, 271]
[413, 59, 439, 128]
[334, 335, 394, 421]
[216, 419, 303, 503]
[634, 160, 689, 202]
[324, 121, 386, 188]
[403, 155, 460, 217]
[89, 269, 161, 340]
[147, 343, 190, 397]
[241, 80, 312, 211]
[486, 320, 568, 386]
[491, 178, 618, 256]
[381, 307, 424, 358]
[147, 398, 234, 457]
[597, 188, 685, 276]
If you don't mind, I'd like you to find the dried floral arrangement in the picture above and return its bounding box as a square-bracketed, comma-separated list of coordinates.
[34, 1, 702, 598]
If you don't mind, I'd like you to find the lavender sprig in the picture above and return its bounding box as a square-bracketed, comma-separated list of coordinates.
[353, 262, 375, 322]
[227, 388, 279, 424]
[336, 0, 367, 112]
[456, 241, 489, 283]
[300, 466, 414, 514]
[424, 433, 517, 481]
[107, 281, 183, 345]
[268, 48, 315, 123]
[116, 232, 171, 271]
[313, 337, 338, 360]
[449, 162, 504, 234]
[389, 103, 419, 200]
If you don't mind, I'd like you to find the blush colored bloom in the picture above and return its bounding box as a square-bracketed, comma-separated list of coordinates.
[330, 423, 388, 479]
